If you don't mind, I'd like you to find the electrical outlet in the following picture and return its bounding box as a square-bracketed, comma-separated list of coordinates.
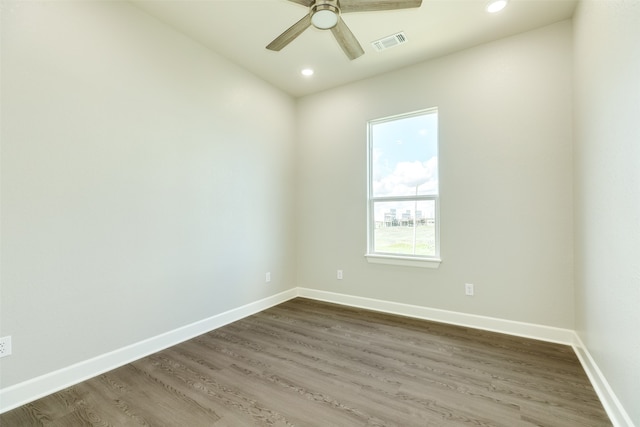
[266, 272, 271, 283]
[337, 270, 343, 280]
[465, 283, 474, 296]
[0, 336, 12, 358]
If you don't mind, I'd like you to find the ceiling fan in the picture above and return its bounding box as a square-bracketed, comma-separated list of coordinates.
[266, 0, 423, 60]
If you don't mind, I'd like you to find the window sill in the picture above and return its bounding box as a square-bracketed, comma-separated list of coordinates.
[365, 254, 442, 269]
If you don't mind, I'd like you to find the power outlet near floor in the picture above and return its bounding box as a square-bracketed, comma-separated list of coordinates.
[266, 272, 271, 283]
[0, 336, 12, 358]
[465, 283, 475, 296]
[337, 270, 343, 280]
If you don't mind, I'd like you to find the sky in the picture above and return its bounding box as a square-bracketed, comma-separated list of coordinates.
[370, 110, 438, 222]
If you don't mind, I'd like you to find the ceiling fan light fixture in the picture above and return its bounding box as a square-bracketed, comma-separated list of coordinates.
[311, 4, 339, 29]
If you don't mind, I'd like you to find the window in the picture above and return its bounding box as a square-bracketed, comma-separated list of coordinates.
[366, 108, 440, 268]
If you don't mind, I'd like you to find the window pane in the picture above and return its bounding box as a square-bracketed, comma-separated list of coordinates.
[373, 200, 436, 256]
[371, 112, 438, 197]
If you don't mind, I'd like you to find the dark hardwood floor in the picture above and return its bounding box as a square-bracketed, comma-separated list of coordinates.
[1, 298, 611, 426]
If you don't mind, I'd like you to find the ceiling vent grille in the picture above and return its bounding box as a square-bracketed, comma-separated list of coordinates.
[371, 32, 408, 52]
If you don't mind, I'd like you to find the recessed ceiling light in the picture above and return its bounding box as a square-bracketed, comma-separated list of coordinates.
[301, 68, 314, 77]
[486, 0, 508, 13]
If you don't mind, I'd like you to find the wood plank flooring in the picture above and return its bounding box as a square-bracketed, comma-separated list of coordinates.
[1, 298, 611, 426]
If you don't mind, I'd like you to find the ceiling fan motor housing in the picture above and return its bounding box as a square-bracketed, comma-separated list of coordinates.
[311, 0, 340, 29]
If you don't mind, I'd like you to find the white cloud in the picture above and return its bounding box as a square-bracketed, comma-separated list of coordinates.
[373, 156, 438, 197]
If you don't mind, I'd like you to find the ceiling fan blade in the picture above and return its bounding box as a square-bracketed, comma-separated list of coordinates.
[330, 17, 365, 60]
[287, 0, 313, 6]
[266, 14, 312, 51]
[340, 0, 422, 13]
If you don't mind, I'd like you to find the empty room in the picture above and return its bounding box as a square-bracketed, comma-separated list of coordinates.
[0, 0, 638, 425]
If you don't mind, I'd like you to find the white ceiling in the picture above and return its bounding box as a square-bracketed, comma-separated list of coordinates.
[133, 0, 577, 97]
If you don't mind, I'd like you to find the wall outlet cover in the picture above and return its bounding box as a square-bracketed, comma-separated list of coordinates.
[465, 283, 474, 296]
[0, 336, 12, 358]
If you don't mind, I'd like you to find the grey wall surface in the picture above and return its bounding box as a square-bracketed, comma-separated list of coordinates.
[0, 1, 297, 388]
[573, 0, 640, 423]
[296, 21, 574, 328]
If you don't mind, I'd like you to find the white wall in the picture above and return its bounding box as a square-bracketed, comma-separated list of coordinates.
[296, 21, 574, 328]
[0, 1, 296, 388]
[573, 0, 640, 424]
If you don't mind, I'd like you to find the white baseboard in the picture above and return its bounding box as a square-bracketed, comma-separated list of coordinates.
[296, 287, 575, 344]
[0, 289, 297, 414]
[572, 334, 635, 427]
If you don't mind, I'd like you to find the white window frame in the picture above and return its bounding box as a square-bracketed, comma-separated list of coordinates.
[365, 108, 441, 269]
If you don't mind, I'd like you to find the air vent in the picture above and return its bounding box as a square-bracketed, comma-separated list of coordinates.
[371, 32, 408, 52]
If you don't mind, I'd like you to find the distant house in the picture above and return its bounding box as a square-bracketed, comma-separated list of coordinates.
[384, 209, 398, 227]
